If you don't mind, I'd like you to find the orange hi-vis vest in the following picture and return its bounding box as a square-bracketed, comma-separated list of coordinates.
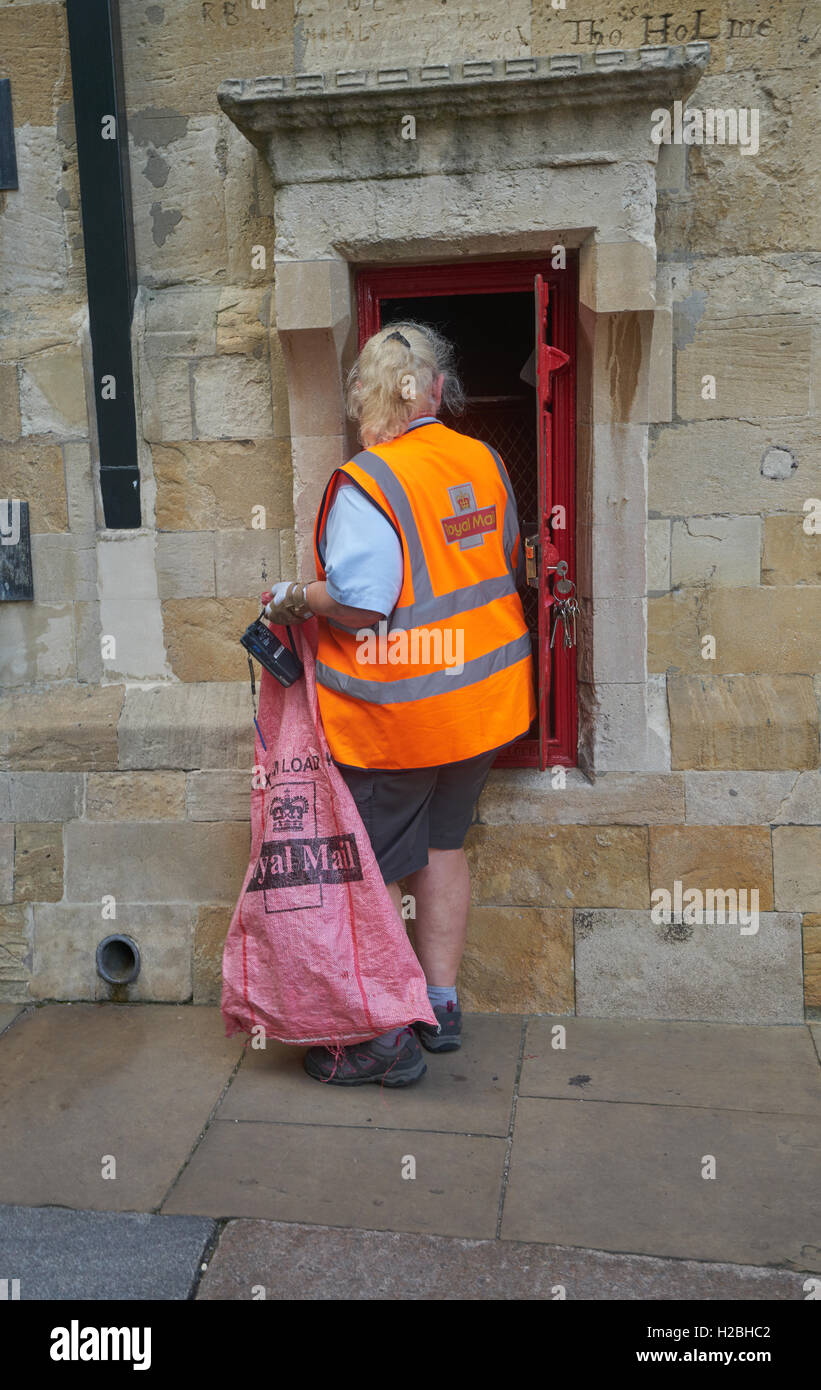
[312, 419, 536, 770]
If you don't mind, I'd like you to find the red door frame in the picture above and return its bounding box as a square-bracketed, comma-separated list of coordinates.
[356, 257, 578, 768]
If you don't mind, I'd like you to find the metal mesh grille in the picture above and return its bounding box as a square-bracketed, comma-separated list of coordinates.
[448, 398, 539, 643]
[444, 397, 542, 741]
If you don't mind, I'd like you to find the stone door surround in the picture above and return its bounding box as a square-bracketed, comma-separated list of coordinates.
[219, 46, 708, 776]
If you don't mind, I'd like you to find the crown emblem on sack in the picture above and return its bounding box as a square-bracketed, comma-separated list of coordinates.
[456, 492, 472, 510]
[270, 793, 309, 827]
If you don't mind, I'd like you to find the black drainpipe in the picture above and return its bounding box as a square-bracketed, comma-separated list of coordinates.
[65, 0, 141, 528]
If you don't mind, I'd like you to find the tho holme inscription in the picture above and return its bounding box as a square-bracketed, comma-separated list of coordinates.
[561, 10, 774, 46]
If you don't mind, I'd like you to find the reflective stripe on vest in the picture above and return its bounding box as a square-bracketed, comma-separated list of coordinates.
[351, 448, 519, 632]
[316, 631, 531, 704]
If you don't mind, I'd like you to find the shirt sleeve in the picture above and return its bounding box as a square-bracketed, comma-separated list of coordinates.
[323, 479, 404, 616]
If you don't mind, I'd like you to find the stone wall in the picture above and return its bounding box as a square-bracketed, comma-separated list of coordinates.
[0, 0, 819, 1020]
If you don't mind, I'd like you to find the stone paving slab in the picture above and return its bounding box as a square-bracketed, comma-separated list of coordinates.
[0, 1005, 24, 1035]
[218, 1014, 522, 1136]
[163, 1120, 505, 1238]
[502, 1098, 821, 1270]
[0, 1005, 244, 1210]
[521, 1017, 821, 1115]
[0, 1204, 215, 1300]
[197, 1219, 812, 1301]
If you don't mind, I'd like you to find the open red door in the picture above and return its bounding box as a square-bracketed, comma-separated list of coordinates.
[534, 273, 570, 768]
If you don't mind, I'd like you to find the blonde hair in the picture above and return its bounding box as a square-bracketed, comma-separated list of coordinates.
[345, 321, 465, 447]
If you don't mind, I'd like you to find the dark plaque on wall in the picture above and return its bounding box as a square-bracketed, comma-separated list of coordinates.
[0, 500, 34, 601]
[0, 79, 18, 190]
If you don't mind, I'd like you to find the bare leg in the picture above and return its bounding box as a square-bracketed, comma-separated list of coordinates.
[402, 847, 471, 987]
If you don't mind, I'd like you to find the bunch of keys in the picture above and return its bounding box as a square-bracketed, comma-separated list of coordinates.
[549, 562, 579, 649]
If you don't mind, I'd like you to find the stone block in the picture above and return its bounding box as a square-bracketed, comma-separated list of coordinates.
[216, 288, 270, 357]
[684, 771, 821, 825]
[63, 442, 99, 533]
[152, 440, 293, 531]
[221, 117, 279, 288]
[804, 915, 821, 1010]
[685, 69, 821, 257]
[577, 521, 646, 599]
[214, 530, 281, 598]
[99, 597, 171, 682]
[668, 674, 818, 770]
[0, 127, 66, 294]
[773, 828, 821, 913]
[574, 909, 803, 1024]
[275, 259, 352, 337]
[762, 514, 821, 586]
[118, 682, 251, 772]
[130, 119, 228, 286]
[119, 0, 293, 116]
[0, 604, 76, 686]
[579, 682, 668, 774]
[19, 346, 88, 437]
[143, 286, 221, 358]
[647, 518, 671, 591]
[0, 363, 21, 441]
[0, 685, 123, 772]
[291, 433, 346, 571]
[676, 315, 812, 420]
[0, 824, 12, 905]
[578, 597, 646, 684]
[0, 439, 68, 532]
[670, 515, 761, 588]
[30, 904, 195, 1002]
[156, 532, 216, 599]
[0, 904, 30, 1000]
[64, 822, 250, 905]
[478, 770, 685, 826]
[649, 825, 774, 909]
[590, 423, 648, 528]
[162, 598, 259, 681]
[29, 533, 96, 602]
[579, 240, 657, 313]
[194, 904, 231, 1004]
[465, 825, 649, 909]
[191, 355, 274, 440]
[14, 824, 63, 904]
[458, 906, 574, 1014]
[649, 417, 817, 516]
[0, 773, 84, 824]
[0, 4, 72, 126]
[86, 773, 186, 821]
[649, 589, 821, 674]
[74, 601, 104, 685]
[186, 772, 251, 822]
[137, 354, 193, 443]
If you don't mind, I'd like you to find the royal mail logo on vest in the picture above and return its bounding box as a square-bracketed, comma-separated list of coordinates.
[441, 483, 497, 550]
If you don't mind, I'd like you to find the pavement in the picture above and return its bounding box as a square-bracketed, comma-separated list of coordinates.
[0, 1002, 819, 1300]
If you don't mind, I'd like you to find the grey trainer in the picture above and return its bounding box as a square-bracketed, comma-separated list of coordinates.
[303, 1026, 427, 1086]
[416, 1001, 462, 1052]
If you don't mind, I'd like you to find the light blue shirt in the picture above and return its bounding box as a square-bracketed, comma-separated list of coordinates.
[323, 417, 440, 617]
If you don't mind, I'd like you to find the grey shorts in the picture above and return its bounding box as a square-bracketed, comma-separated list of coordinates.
[335, 747, 501, 883]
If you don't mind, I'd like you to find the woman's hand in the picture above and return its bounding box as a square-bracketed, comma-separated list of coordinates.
[260, 581, 313, 624]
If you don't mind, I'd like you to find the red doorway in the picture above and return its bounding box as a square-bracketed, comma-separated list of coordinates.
[357, 258, 578, 768]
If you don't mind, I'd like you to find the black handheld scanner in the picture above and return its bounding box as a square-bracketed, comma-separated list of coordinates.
[240, 615, 304, 687]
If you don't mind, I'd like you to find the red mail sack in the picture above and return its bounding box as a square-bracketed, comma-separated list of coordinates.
[221, 617, 437, 1047]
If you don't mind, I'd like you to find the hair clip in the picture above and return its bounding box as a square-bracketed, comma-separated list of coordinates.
[386, 330, 410, 348]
